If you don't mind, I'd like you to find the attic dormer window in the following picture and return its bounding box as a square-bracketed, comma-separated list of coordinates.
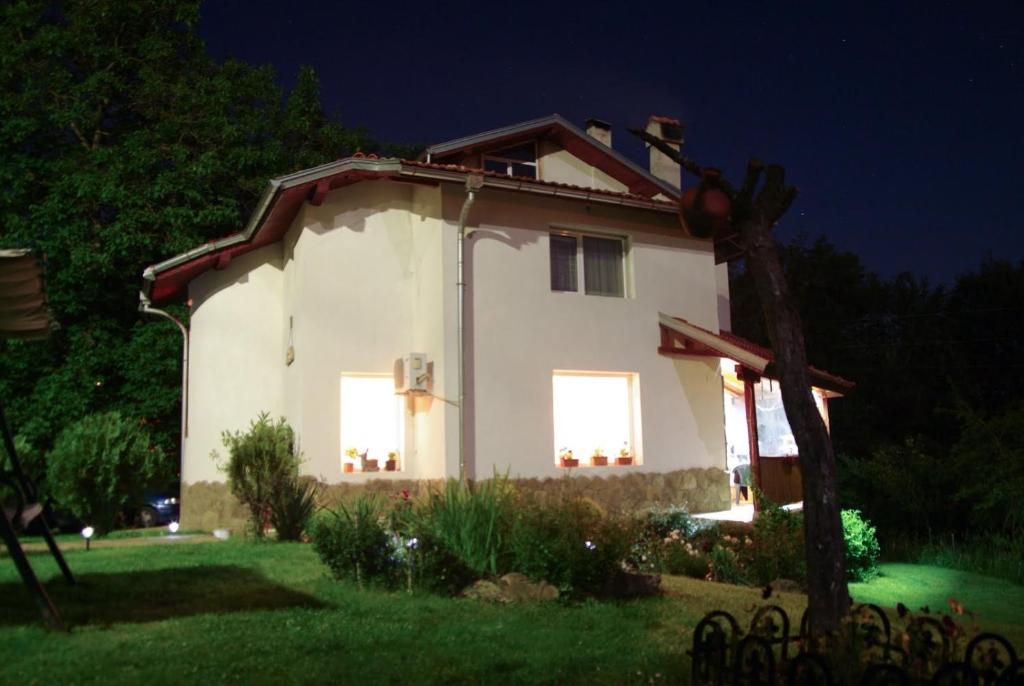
[482, 143, 537, 179]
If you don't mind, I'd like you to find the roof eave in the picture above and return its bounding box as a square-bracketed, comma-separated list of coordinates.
[426, 114, 681, 200]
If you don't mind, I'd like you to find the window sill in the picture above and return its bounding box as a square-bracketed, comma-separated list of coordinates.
[557, 458, 637, 469]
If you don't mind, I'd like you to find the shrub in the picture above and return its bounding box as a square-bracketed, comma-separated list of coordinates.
[418, 477, 514, 577]
[217, 413, 302, 538]
[270, 476, 321, 541]
[309, 495, 396, 587]
[659, 531, 711, 578]
[842, 508, 880, 581]
[511, 496, 635, 597]
[46, 412, 167, 534]
[708, 542, 748, 585]
[750, 499, 805, 586]
[0, 435, 45, 507]
[644, 504, 699, 539]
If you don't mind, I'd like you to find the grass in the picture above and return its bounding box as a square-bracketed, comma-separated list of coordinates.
[1, 542, 1022, 684]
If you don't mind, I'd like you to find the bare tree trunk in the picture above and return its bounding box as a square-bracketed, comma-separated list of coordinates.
[740, 217, 851, 634]
[629, 129, 852, 632]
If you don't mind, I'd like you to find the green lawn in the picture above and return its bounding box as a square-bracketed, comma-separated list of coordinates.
[1, 541, 1021, 685]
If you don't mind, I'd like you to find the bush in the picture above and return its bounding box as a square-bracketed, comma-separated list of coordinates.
[644, 504, 699, 539]
[270, 476, 321, 541]
[708, 542, 748, 585]
[0, 435, 45, 507]
[309, 495, 397, 587]
[46, 412, 167, 534]
[750, 499, 805, 586]
[510, 497, 635, 597]
[842, 509, 881, 581]
[659, 531, 711, 578]
[218, 413, 302, 538]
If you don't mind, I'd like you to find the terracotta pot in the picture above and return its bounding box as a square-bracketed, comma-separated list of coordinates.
[385, 459, 398, 472]
[591, 455, 608, 466]
[679, 168, 731, 239]
[560, 457, 579, 468]
[343, 463, 354, 473]
[615, 456, 633, 466]
[363, 459, 379, 472]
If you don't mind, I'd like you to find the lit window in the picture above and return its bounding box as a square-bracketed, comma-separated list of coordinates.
[482, 143, 537, 178]
[552, 372, 640, 467]
[549, 232, 625, 297]
[340, 375, 404, 472]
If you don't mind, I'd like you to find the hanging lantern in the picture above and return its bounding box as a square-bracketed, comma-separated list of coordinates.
[679, 168, 731, 239]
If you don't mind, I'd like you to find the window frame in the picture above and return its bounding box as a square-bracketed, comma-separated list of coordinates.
[481, 142, 538, 179]
[548, 229, 630, 298]
[551, 370, 643, 468]
[339, 372, 406, 474]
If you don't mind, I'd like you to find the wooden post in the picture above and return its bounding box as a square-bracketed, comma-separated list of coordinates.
[737, 366, 762, 513]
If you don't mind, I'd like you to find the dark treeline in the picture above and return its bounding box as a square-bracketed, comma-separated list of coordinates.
[731, 238, 1024, 546]
[0, 0, 415, 472]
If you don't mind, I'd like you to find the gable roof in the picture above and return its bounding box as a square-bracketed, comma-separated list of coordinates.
[658, 312, 853, 395]
[425, 114, 681, 200]
[141, 155, 678, 304]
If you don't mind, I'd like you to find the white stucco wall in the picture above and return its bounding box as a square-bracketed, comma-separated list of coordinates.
[461, 187, 728, 480]
[185, 244, 285, 483]
[182, 172, 728, 486]
[281, 181, 454, 483]
[538, 142, 629, 193]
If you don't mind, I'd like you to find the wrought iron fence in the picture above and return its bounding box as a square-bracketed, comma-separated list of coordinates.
[690, 605, 1022, 686]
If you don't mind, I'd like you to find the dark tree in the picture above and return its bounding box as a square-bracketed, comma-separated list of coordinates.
[631, 129, 851, 633]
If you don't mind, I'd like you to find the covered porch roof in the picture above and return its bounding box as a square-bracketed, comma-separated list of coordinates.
[657, 312, 853, 396]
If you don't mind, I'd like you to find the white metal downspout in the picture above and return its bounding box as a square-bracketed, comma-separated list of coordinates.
[138, 295, 189, 475]
[457, 174, 484, 482]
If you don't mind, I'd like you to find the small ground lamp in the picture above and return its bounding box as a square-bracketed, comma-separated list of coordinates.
[81, 526, 95, 551]
[168, 521, 180, 534]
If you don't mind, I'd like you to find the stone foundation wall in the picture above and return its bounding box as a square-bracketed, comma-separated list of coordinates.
[181, 468, 730, 534]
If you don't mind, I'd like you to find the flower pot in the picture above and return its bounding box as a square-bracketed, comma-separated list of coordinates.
[343, 463, 354, 473]
[385, 459, 398, 472]
[591, 455, 608, 466]
[615, 456, 633, 466]
[560, 457, 579, 468]
[362, 459, 379, 472]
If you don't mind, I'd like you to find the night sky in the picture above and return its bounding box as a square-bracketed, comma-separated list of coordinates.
[199, 1, 1024, 284]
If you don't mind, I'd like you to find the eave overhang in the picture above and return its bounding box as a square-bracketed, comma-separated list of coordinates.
[141, 157, 681, 305]
[657, 312, 854, 396]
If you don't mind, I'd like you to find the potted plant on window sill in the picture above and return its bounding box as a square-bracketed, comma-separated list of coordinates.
[385, 451, 399, 472]
[591, 448, 608, 467]
[559, 447, 578, 468]
[614, 444, 633, 466]
[343, 447, 358, 473]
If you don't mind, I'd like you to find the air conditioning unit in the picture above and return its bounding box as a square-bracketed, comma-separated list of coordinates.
[394, 353, 429, 394]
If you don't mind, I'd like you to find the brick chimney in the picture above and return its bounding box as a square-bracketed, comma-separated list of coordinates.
[585, 118, 612, 148]
[644, 115, 683, 188]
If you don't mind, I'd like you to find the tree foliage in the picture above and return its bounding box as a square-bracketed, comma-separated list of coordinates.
[46, 411, 167, 533]
[0, 0, 396, 468]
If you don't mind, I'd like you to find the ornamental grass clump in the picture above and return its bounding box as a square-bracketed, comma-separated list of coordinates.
[217, 413, 302, 538]
[419, 476, 515, 577]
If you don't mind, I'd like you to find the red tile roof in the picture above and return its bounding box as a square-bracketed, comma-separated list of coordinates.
[401, 159, 677, 206]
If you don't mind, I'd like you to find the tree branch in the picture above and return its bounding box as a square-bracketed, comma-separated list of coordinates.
[626, 127, 706, 181]
[69, 122, 92, 152]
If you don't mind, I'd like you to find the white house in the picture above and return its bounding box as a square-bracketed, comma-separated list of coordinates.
[141, 115, 850, 525]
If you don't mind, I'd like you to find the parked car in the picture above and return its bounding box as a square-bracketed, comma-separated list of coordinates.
[128, 491, 180, 528]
